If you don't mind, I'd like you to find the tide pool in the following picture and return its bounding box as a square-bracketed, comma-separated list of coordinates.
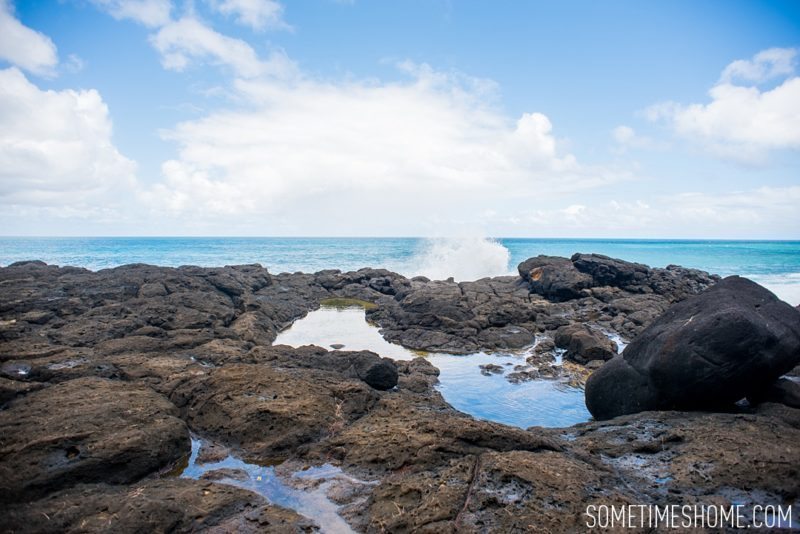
[274, 302, 592, 429]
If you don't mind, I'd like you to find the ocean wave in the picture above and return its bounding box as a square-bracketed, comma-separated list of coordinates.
[401, 237, 512, 281]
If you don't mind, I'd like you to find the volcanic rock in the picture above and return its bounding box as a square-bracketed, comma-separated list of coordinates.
[518, 256, 593, 301]
[169, 363, 381, 460]
[0, 377, 189, 503]
[749, 378, 800, 409]
[554, 323, 617, 364]
[586, 276, 800, 420]
[4, 478, 312, 533]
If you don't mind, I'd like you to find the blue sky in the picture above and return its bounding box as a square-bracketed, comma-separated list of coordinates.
[1, 0, 799, 237]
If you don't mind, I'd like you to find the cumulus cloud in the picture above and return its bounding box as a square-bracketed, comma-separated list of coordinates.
[89, 0, 171, 27]
[149, 17, 297, 78]
[647, 48, 800, 161]
[140, 62, 623, 234]
[206, 0, 289, 31]
[0, 0, 58, 77]
[0, 67, 137, 208]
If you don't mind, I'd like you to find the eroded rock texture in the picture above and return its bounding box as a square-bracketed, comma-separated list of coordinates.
[1, 258, 797, 533]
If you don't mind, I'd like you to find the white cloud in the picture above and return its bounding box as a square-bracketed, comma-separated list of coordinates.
[0, 67, 137, 208]
[562, 204, 587, 219]
[65, 53, 85, 73]
[0, 0, 58, 77]
[611, 125, 666, 153]
[612, 125, 635, 145]
[647, 48, 800, 161]
[505, 187, 800, 238]
[206, 0, 289, 31]
[89, 0, 171, 27]
[149, 17, 297, 78]
[666, 186, 800, 227]
[720, 47, 797, 84]
[560, 186, 800, 239]
[140, 62, 622, 235]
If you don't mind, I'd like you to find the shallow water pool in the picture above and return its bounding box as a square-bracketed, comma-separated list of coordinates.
[181, 438, 366, 534]
[274, 303, 592, 428]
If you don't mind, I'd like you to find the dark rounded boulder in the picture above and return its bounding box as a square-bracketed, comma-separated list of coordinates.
[342, 351, 399, 390]
[585, 276, 800, 420]
[517, 256, 592, 301]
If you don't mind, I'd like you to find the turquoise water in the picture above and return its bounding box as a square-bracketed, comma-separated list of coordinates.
[1, 237, 798, 304]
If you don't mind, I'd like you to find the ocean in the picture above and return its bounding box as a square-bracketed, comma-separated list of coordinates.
[1, 237, 799, 305]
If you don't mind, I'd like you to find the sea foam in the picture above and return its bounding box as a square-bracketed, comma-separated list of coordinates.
[403, 237, 512, 281]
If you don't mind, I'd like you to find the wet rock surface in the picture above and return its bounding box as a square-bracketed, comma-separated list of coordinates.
[1, 259, 797, 532]
[586, 276, 800, 420]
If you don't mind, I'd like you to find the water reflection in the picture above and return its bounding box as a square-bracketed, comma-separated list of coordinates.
[274, 303, 592, 428]
[276, 304, 416, 360]
[181, 438, 363, 534]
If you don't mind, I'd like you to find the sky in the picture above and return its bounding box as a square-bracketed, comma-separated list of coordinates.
[0, 0, 799, 238]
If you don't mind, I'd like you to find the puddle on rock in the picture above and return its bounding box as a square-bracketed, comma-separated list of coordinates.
[275, 303, 420, 360]
[180, 438, 368, 534]
[275, 303, 592, 428]
[0, 362, 31, 377]
[46, 358, 88, 370]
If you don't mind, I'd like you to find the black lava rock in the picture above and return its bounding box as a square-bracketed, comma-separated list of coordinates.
[585, 276, 800, 420]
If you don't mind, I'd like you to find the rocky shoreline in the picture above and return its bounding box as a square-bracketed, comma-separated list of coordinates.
[1, 256, 799, 532]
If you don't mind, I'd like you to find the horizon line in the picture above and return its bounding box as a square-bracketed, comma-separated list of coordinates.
[1, 236, 799, 242]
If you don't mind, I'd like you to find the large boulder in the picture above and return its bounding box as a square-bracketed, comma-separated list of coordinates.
[517, 254, 718, 305]
[585, 276, 800, 420]
[571, 253, 719, 300]
[571, 253, 649, 289]
[517, 256, 592, 301]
